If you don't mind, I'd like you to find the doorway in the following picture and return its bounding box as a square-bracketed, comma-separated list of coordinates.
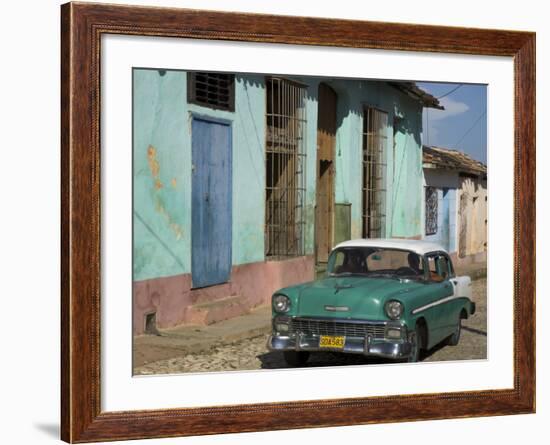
[191, 116, 232, 288]
[315, 83, 337, 267]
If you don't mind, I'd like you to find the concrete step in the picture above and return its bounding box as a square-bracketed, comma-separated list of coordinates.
[185, 295, 250, 325]
[189, 282, 234, 306]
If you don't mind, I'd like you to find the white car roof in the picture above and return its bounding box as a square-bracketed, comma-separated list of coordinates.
[333, 238, 447, 256]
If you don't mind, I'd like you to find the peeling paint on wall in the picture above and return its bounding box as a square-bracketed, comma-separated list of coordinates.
[133, 69, 188, 281]
[147, 145, 164, 190]
[458, 177, 487, 256]
[133, 68, 427, 282]
[146, 145, 183, 239]
[154, 197, 183, 240]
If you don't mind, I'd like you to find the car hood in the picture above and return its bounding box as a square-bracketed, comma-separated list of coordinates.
[294, 276, 424, 319]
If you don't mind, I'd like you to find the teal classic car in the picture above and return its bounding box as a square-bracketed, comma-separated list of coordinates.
[267, 239, 476, 366]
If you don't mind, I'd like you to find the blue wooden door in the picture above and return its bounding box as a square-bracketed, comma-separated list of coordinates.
[191, 117, 232, 288]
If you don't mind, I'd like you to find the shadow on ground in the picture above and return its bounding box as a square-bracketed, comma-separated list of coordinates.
[257, 350, 397, 369]
[257, 334, 487, 369]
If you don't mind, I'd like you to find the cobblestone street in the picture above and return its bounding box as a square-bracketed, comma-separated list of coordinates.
[134, 278, 487, 375]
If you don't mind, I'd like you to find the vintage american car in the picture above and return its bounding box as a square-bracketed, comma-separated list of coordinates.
[267, 239, 476, 365]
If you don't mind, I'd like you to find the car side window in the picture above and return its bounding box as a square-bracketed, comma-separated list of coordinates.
[332, 251, 345, 271]
[427, 253, 452, 282]
[445, 254, 455, 277]
[436, 256, 450, 280]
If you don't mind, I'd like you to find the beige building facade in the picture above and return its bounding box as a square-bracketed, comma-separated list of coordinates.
[422, 146, 487, 273]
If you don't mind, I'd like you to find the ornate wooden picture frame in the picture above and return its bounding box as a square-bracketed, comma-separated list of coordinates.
[61, 2, 535, 442]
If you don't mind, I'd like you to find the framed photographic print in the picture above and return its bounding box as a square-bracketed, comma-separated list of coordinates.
[61, 1, 535, 442]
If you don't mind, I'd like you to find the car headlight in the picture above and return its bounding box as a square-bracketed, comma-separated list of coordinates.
[385, 300, 404, 320]
[273, 294, 291, 313]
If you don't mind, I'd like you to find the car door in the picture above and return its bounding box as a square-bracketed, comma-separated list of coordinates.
[424, 253, 455, 347]
[436, 254, 460, 337]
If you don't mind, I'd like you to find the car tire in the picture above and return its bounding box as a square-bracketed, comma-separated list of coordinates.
[407, 325, 423, 363]
[283, 351, 310, 367]
[447, 317, 462, 346]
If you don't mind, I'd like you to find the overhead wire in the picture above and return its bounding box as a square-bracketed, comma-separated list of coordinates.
[425, 84, 462, 147]
[437, 84, 463, 99]
[454, 110, 487, 148]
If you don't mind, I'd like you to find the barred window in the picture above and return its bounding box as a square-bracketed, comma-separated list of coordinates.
[187, 72, 235, 111]
[265, 77, 307, 259]
[362, 108, 387, 238]
[425, 186, 438, 235]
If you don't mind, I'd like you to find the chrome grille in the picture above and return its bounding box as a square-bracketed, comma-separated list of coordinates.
[289, 318, 385, 338]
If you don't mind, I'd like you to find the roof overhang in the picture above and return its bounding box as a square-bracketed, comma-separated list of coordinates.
[423, 145, 487, 177]
[389, 81, 444, 110]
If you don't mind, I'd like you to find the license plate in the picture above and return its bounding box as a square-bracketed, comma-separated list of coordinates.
[319, 335, 345, 349]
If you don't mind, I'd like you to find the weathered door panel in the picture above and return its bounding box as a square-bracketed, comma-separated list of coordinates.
[315, 83, 337, 264]
[191, 117, 232, 288]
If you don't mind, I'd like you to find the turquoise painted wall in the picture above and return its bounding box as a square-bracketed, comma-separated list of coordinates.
[391, 98, 424, 238]
[228, 75, 266, 265]
[310, 79, 424, 239]
[133, 70, 425, 282]
[133, 70, 267, 281]
[133, 70, 188, 282]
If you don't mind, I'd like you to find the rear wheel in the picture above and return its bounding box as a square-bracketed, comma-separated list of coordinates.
[283, 351, 310, 367]
[447, 316, 462, 346]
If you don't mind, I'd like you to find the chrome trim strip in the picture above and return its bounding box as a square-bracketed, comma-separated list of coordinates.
[292, 316, 388, 325]
[411, 295, 463, 314]
[267, 334, 412, 359]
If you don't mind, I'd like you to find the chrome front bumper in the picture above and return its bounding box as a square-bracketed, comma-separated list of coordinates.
[267, 333, 413, 360]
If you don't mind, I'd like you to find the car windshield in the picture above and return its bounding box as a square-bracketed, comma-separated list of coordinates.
[327, 247, 425, 279]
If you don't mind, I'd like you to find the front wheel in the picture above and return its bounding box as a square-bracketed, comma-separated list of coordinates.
[283, 351, 310, 367]
[407, 326, 424, 363]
